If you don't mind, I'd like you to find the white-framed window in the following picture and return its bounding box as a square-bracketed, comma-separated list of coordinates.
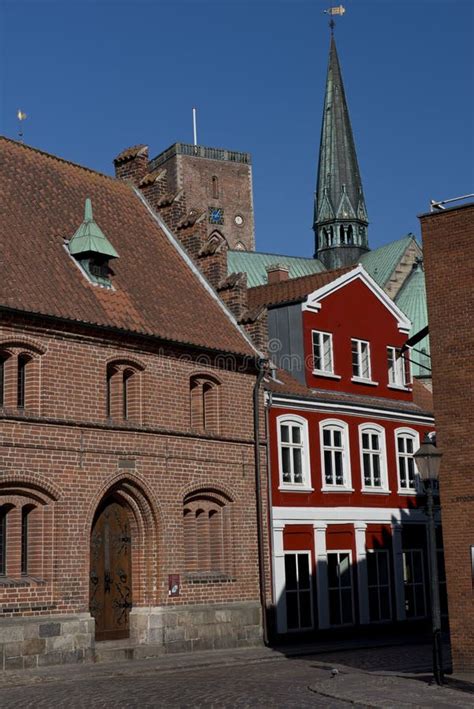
[367, 549, 392, 622]
[284, 551, 313, 631]
[320, 419, 352, 491]
[395, 428, 420, 493]
[359, 423, 389, 492]
[387, 346, 411, 388]
[277, 415, 311, 490]
[351, 339, 372, 382]
[312, 330, 337, 377]
[403, 549, 427, 619]
[327, 550, 354, 626]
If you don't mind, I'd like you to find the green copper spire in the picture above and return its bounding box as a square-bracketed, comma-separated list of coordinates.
[69, 198, 119, 259]
[313, 35, 369, 269]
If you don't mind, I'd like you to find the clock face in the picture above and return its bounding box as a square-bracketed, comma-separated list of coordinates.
[208, 207, 224, 225]
[234, 214, 244, 226]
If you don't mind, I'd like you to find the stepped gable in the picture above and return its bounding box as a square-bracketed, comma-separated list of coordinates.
[0, 137, 255, 357]
[247, 266, 351, 309]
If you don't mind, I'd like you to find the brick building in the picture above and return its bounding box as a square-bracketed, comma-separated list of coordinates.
[245, 266, 438, 637]
[0, 137, 267, 669]
[420, 202, 474, 672]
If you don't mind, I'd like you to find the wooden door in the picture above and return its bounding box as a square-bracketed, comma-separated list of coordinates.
[89, 498, 132, 641]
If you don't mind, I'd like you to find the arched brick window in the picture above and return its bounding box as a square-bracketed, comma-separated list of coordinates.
[0, 343, 43, 414]
[183, 489, 233, 577]
[106, 360, 143, 423]
[190, 375, 220, 434]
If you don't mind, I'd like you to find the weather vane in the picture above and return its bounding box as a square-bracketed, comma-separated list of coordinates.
[323, 5, 346, 33]
[17, 109, 27, 142]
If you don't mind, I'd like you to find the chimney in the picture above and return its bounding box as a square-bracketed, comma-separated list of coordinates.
[266, 264, 289, 284]
[114, 145, 149, 185]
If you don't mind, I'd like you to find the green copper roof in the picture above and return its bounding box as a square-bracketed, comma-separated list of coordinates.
[360, 235, 417, 288]
[395, 262, 430, 377]
[69, 198, 119, 259]
[227, 250, 325, 288]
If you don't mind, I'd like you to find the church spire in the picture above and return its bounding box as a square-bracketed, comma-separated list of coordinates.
[314, 34, 369, 269]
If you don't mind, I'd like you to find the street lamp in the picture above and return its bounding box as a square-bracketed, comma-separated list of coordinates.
[414, 434, 443, 685]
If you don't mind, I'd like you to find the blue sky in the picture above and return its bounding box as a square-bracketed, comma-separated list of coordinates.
[1, 0, 472, 256]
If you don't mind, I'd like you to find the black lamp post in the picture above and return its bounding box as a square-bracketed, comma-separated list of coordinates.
[414, 434, 443, 685]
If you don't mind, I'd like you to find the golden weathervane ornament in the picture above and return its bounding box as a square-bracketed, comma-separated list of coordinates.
[324, 5, 346, 33]
[17, 109, 27, 142]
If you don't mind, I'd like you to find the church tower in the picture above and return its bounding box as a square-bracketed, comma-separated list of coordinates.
[314, 34, 369, 269]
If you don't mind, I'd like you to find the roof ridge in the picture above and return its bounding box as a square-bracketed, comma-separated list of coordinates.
[0, 135, 117, 183]
[228, 250, 321, 261]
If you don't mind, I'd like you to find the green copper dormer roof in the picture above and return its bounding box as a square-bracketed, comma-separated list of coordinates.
[68, 198, 119, 259]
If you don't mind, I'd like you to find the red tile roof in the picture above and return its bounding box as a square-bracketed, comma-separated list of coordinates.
[247, 266, 352, 309]
[0, 137, 255, 357]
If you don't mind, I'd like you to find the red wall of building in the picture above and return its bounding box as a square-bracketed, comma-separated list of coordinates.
[303, 278, 411, 401]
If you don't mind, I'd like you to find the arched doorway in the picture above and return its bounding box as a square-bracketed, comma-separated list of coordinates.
[89, 495, 132, 641]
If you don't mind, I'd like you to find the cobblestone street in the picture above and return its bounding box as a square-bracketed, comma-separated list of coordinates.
[0, 642, 472, 708]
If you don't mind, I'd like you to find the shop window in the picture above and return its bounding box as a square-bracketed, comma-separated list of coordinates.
[328, 551, 354, 626]
[403, 549, 426, 619]
[284, 551, 313, 631]
[367, 549, 392, 622]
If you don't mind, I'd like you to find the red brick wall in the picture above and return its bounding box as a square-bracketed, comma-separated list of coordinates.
[420, 203, 474, 671]
[0, 314, 265, 620]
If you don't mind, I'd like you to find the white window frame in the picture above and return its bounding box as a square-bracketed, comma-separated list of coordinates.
[403, 548, 427, 619]
[387, 346, 411, 390]
[395, 427, 420, 494]
[351, 338, 376, 385]
[319, 419, 353, 492]
[359, 423, 389, 493]
[311, 330, 340, 379]
[283, 550, 314, 632]
[367, 549, 392, 623]
[327, 549, 355, 627]
[277, 415, 312, 492]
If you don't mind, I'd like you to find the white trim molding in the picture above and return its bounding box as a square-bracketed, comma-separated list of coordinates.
[394, 427, 421, 494]
[319, 418, 352, 492]
[301, 264, 412, 334]
[276, 413, 312, 491]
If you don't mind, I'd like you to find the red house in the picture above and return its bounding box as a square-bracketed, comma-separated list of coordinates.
[249, 266, 438, 635]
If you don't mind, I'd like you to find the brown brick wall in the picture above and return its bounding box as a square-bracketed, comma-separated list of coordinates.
[0, 314, 266, 624]
[420, 203, 474, 671]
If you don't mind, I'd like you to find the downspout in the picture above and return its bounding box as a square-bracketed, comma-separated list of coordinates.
[265, 388, 276, 642]
[253, 357, 269, 645]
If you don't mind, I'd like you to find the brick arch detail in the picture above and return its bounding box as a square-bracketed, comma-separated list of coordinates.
[179, 480, 236, 505]
[0, 471, 61, 502]
[105, 355, 146, 372]
[0, 338, 46, 356]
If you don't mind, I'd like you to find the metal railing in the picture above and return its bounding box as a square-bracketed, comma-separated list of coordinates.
[150, 142, 251, 170]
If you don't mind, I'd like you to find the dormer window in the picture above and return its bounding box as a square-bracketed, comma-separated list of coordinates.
[68, 198, 119, 288]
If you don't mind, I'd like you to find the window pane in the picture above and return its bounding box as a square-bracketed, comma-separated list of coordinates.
[363, 453, 371, 485]
[378, 553, 389, 585]
[380, 590, 391, 620]
[285, 554, 297, 590]
[324, 450, 333, 484]
[405, 585, 415, 617]
[299, 591, 312, 628]
[362, 433, 369, 449]
[298, 554, 310, 589]
[373, 455, 381, 485]
[339, 553, 351, 587]
[281, 425, 289, 443]
[323, 429, 331, 447]
[397, 436, 405, 453]
[406, 437, 414, 454]
[282, 447, 291, 482]
[407, 458, 415, 487]
[293, 449, 303, 483]
[334, 451, 343, 485]
[341, 589, 353, 624]
[322, 335, 332, 372]
[329, 589, 341, 626]
[327, 554, 338, 587]
[333, 430, 342, 448]
[399, 457, 407, 487]
[367, 553, 377, 585]
[369, 587, 380, 622]
[291, 425, 301, 445]
[286, 592, 299, 629]
[413, 551, 423, 583]
[371, 434, 379, 450]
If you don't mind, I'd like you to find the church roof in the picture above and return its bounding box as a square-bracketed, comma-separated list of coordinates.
[227, 250, 325, 287]
[360, 235, 419, 288]
[247, 266, 351, 310]
[0, 137, 256, 357]
[314, 36, 367, 230]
